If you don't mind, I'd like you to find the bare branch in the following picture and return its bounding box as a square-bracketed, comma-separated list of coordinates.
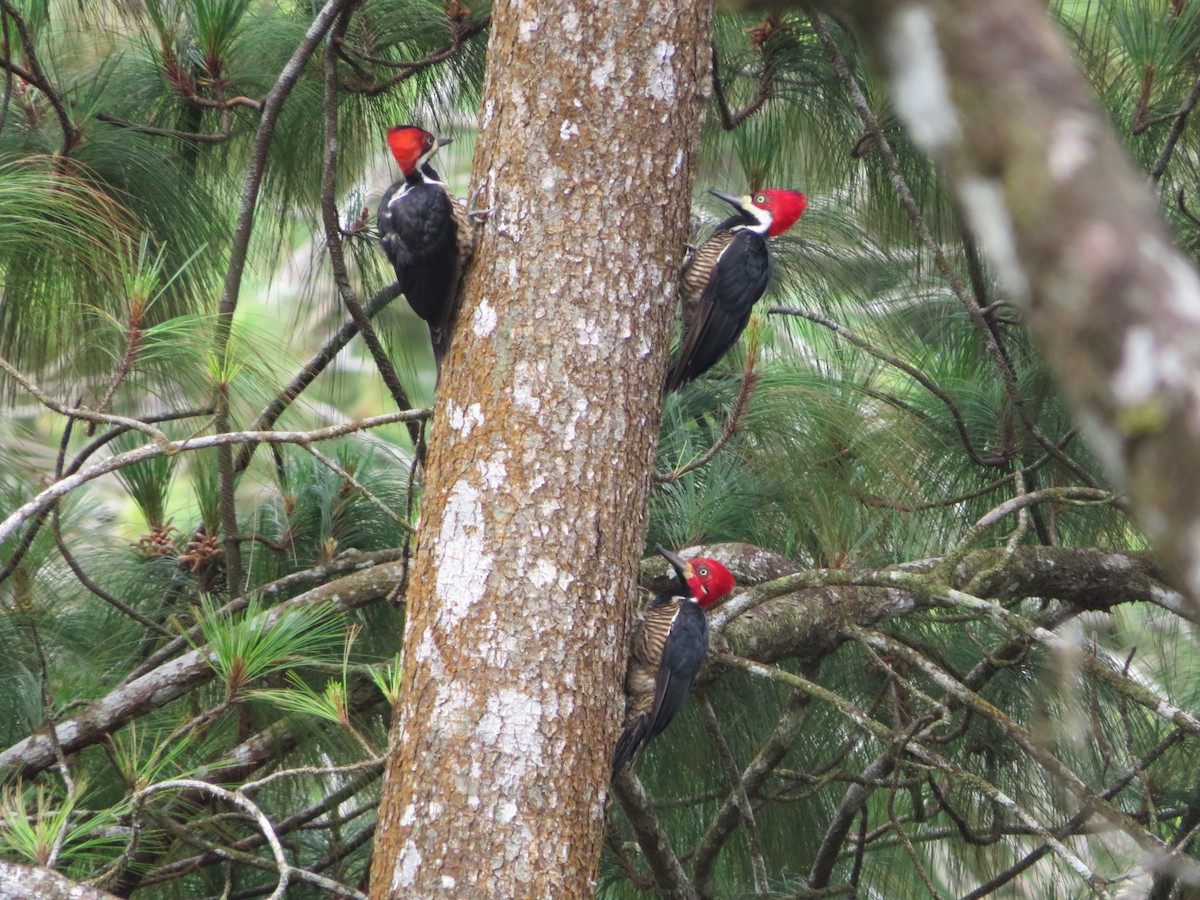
[320, 7, 421, 444]
[0, 409, 429, 549]
[611, 768, 698, 900]
[0, 354, 167, 441]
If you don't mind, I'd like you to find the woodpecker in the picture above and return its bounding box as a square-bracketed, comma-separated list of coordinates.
[612, 547, 736, 774]
[377, 125, 474, 379]
[664, 188, 807, 392]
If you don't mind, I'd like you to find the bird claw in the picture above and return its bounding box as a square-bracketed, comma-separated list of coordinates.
[468, 178, 492, 223]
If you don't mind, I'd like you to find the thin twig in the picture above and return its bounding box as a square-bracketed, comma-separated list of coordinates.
[697, 693, 769, 897]
[770, 305, 997, 466]
[210, 0, 355, 595]
[52, 509, 174, 637]
[710, 41, 774, 131]
[0, 409, 430, 548]
[0, 0, 75, 157]
[655, 372, 758, 483]
[301, 444, 414, 533]
[338, 18, 489, 96]
[611, 768, 698, 900]
[96, 112, 234, 144]
[233, 284, 400, 473]
[1151, 72, 1200, 183]
[0, 355, 167, 441]
[320, 8, 421, 444]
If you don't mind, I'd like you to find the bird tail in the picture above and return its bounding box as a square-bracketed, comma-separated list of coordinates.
[662, 359, 687, 395]
[430, 326, 448, 385]
[612, 716, 650, 775]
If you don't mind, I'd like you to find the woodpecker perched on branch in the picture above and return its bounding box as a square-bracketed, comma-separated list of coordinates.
[612, 547, 736, 774]
[377, 125, 474, 380]
[665, 188, 807, 392]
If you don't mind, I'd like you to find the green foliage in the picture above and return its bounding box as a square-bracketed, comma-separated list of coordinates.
[192, 594, 345, 698]
[0, 1, 1196, 897]
[0, 779, 126, 871]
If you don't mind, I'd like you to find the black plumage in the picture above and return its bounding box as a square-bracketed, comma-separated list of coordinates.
[377, 126, 474, 379]
[612, 548, 734, 775]
[664, 221, 771, 392]
[664, 187, 807, 392]
[612, 592, 708, 774]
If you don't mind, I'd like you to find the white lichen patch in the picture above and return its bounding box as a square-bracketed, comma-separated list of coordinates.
[413, 629, 445, 678]
[958, 176, 1031, 300]
[1140, 234, 1200, 324]
[1113, 327, 1165, 407]
[497, 800, 518, 823]
[591, 57, 614, 90]
[576, 317, 602, 347]
[512, 364, 541, 414]
[561, 8, 580, 39]
[888, 6, 960, 152]
[1048, 116, 1094, 183]
[473, 299, 497, 338]
[447, 400, 485, 439]
[392, 840, 422, 891]
[475, 689, 546, 773]
[648, 41, 676, 103]
[434, 480, 492, 626]
[478, 452, 507, 490]
[670, 148, 684, 176]
[560, 119, 580, 141]
[518, 17, 538, 41]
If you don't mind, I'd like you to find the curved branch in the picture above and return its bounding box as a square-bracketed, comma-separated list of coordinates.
[0, 408, 430, 548]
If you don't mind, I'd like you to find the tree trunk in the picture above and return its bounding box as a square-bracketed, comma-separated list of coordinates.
[368, 1, 712, 895]
[824, 0, 1200, 611]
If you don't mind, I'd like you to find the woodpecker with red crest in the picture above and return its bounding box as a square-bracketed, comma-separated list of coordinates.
[612, 547, 736, 774]
[377, 125, 474, 379]
[664, 188, 807, 392]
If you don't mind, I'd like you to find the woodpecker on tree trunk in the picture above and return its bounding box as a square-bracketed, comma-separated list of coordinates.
[612, 547, 736, 774]
[664, 188, 807, 392]
[377, 125, 475, 380]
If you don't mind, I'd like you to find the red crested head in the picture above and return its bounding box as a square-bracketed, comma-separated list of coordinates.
[685, 558, 736, 609]
[753, 189, 807, 237]
[658, 546, 736, 610]
[386, 125, 449, 175]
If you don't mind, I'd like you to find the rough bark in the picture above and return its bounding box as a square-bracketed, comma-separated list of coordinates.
[821, 0, 1200, 611]
[368, 1, 713, 896]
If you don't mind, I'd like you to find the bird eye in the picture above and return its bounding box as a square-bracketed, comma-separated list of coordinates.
[755, 193, 767, 205]
[697, 565, 709, 577]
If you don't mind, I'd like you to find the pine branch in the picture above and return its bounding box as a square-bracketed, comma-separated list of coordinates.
[611, 768, 698, 900]
[0, 409, 429, 550]
[233, 284, 401, 474]
[0, 0, 76, 158]
[0, 558, 404, 779]
[210, 0, 356, 596]
[320, 7, 421, 445]
[1150, 72, 1200, 183]
[806, 9, 1099, 489]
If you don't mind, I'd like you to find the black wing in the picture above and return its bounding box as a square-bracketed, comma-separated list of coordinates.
[665, 228, 770, 392]
[377, 181, 459, 325]
[642, 602, 708, 742]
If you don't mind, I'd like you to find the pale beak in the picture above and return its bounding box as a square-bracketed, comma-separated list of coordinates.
[656, 545, 692, 585]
